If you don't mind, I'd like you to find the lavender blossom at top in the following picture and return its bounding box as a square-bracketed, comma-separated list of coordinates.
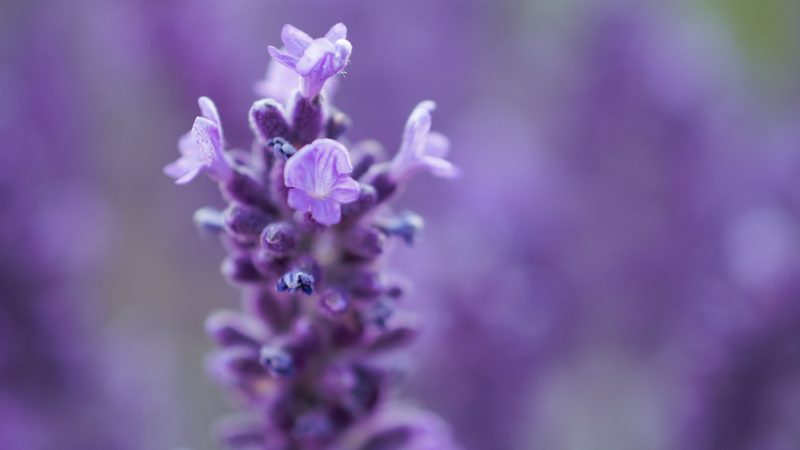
[167, 21, 462, 450]
[267, 23, 352, 99]
[284, 138, 360, 225]
[164, 96, 234, 184]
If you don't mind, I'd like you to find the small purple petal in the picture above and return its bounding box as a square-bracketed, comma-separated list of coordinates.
[332, 40, 353, 72]
[403, 101, 435, 159]
[254, 59, 300, 104]
[177, 131, 197, 156]
[284, 139, 354, 196]
[311, 198, 342, 226]
[424, 131, 450, 158]
[165, 162, 201, 185]
[387, 101, 460, 182]
[328, 176, 360, 203]
[296, 39, 337, 76]
[198, 97, 225, 152]
[192, 117, 222, 165]
[198, 96, 221, 126]
[420, 156, 462, 180]
[287, 188, 315, 212]
[165, 133, 203, 183]
[268, 46, 300, 70]
[324, 23, 347, 42]
[281, 24, 313, 56]
[191, 117, 233, 183]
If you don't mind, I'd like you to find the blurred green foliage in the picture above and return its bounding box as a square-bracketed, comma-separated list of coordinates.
[698, 0, 799, 90]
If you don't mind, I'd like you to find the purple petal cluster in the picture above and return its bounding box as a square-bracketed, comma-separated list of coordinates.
[165, 22, 462, 450]
[285, 139, 360, 225]
[164, 96, 234, 185]
[268, 23, 352, 99]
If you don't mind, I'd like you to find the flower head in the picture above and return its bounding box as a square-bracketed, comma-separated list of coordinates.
[267, 23, 352, 98]
[284, 138, 359, 225]
[385, 100, 461, 183]
[164, 96, 233, 184]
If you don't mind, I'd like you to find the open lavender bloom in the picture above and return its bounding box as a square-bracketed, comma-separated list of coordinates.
[366, 101, 461, 202]
[166, 22, 462, 450]
[164, 96, 234, 184]
[267, 23, 352, 99]
[284, 139, 360, 225]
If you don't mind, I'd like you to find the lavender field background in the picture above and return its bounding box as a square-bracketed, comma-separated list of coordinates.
[1, 0, 800, 449]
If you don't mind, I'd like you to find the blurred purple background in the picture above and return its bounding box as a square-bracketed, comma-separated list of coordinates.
[2, 0, 800, 449]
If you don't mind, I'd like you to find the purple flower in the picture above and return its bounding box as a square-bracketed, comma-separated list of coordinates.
[267, 23, 352, 99]
[284, 138, 360, 225]
[163, 96, 234, 184]
[375, 101, 461, 183]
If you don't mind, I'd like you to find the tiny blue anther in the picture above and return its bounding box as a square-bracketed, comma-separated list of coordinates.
[276, 270, 315, 295]
[268, 137, 297, 160]
[376, 211, 424, 246]
[193, 206, 225, 236]
[292, 412, 333, 441]
[259, 346, 295, 377]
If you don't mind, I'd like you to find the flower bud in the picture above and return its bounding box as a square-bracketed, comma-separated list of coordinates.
[294, 210, 325, 234]
[204, 309, 268, 348]
[261, 221, 297, 256]
[340, 184, 378, 225]
[252, 249, 291, 279]
[208, 346, 268, 383]
[326, 110, 351, 140]
[341, 226, 384, 259]
[249, 98, 291, 143]
[223, 203, 273, 242]
[221, 255, 265, 284]
[349, 140, 387, 180]
[369, 172, 398, 203]
[347, 270, 384, 300]
[222, 169, 277, 214]
[376, 211, 424, 246]
[289, 92, 323, 146]
[192, 206, 225, 236]
[259, 346, 296, 378]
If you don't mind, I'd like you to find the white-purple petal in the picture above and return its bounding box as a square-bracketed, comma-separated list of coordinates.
[198, 96, 224, 146]
[296, 39, 337, 76]
[424, 131, 450, 158]
[324, 23, 347, 43]
[387, 101, 461, 182]
[404, 101, 435, 157]
[281, 24, 313, 56]
[268, 46, 300, 70]
[284, 139, 353, 196]
[287, 188, 315, 211]
[420, 156, 462, 180]
[173, 165, 203, 185]
[254, 59, 301, 104]
[190, 117, 232, 183]
[332, 40, 353, 73]
[311, 198, 342, 226]
[328, 176, 360, 203]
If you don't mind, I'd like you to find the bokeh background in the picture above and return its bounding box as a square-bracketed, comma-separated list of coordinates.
[2, 0, 800, 449]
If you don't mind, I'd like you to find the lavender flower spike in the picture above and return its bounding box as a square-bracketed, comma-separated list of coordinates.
[386, 100, 461, 183]
[164, 96, 234, 184]
[285, 138, 360, 225]
[267, 23, 352, 98]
